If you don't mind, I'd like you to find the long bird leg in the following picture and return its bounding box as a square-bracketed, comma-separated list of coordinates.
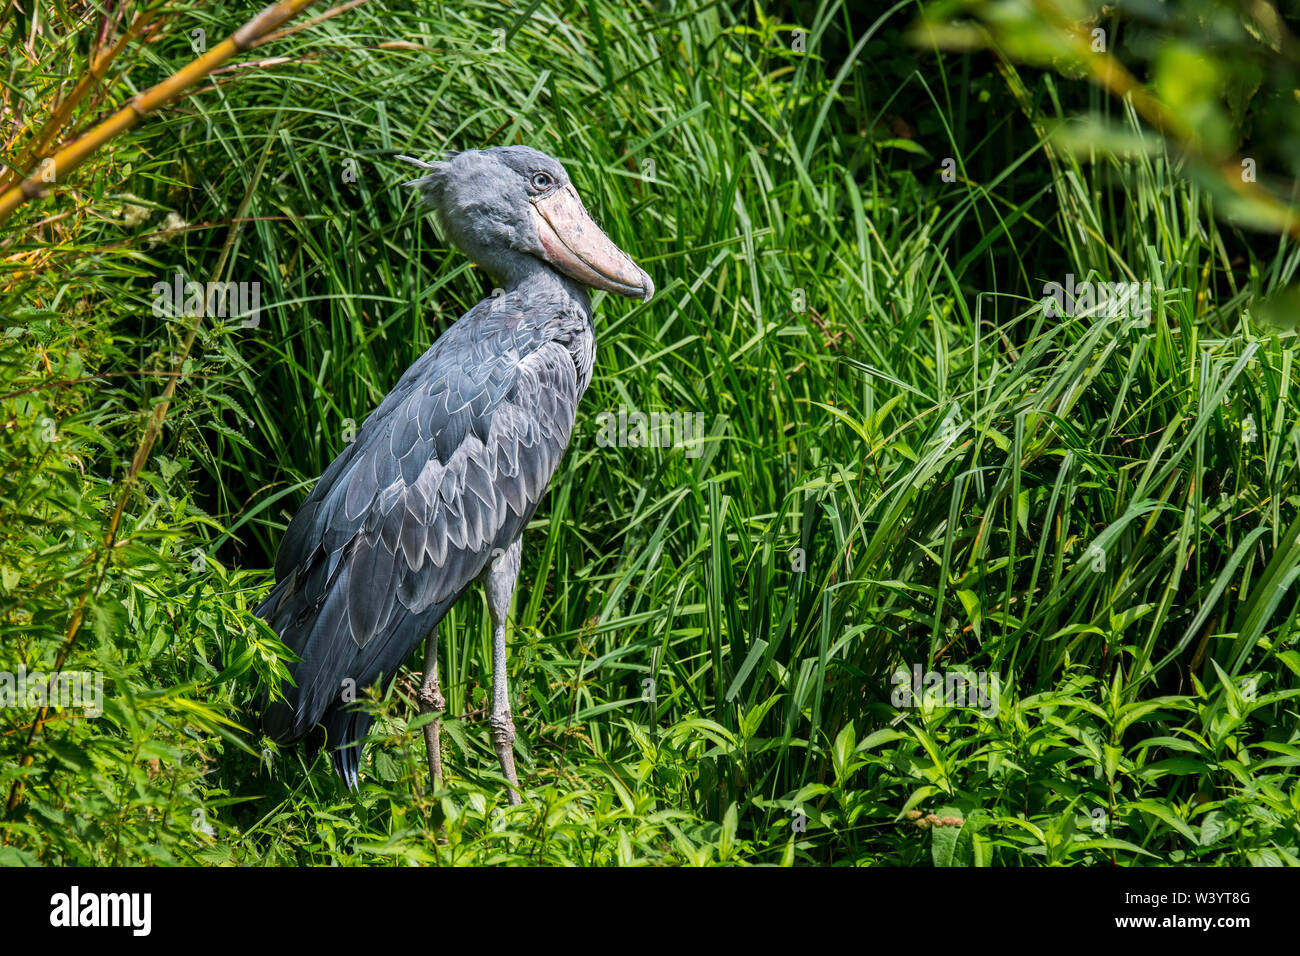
[417, 624, 444, 793]
[486, 539, 523, 804]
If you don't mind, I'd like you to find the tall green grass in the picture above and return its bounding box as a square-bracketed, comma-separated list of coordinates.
[2, 0, 1298, 865]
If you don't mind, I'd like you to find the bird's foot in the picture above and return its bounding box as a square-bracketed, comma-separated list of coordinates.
[489, 710, 521, 805]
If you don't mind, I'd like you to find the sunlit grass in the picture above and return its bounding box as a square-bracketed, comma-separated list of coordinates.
[2, 0, 1298, 865]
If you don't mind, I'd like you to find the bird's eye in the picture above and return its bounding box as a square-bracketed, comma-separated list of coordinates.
[531, 172, 553, 191]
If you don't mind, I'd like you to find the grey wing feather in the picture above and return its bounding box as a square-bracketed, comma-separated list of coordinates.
[259, 313, 582, 744]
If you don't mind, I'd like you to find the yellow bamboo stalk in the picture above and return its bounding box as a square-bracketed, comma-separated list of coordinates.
[1, 0, 330, 817]
[3, 137, 274, 817]
[252, 0, 371, 48]
[0, 0, 320, 228]
[0, 10, 160, 195]
[1037, 1, 1300, 238]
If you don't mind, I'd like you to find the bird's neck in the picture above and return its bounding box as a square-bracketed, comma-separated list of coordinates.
[486, 257, 595, 397]
[496, 257, 591, 315]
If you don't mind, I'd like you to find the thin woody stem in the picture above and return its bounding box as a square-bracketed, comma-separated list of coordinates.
[4, 131, 276, 816]
[0, 0, 323, 227]
[0, 10, 160, 195]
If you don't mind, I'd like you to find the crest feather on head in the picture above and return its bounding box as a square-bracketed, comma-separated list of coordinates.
[396, 152, 460, 202]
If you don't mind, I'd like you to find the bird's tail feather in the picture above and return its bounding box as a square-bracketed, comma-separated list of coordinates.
[327, 708, 370, 792]
[254, 568, 457, 788]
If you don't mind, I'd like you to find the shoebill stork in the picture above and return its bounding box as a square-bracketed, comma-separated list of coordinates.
[257, 146, 652, 803]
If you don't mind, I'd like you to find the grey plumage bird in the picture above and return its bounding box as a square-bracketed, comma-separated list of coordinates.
[257, 146, 653, 801]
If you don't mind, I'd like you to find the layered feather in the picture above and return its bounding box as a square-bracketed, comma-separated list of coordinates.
[258, 287, 591, 768]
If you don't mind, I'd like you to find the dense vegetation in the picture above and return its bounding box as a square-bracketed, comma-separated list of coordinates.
[2, 0, 1299, 865]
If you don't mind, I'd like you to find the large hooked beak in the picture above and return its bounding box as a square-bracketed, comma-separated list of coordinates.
[530, 185, 654, 301]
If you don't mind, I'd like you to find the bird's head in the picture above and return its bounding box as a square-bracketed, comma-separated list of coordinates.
[399, 146, 653, 301]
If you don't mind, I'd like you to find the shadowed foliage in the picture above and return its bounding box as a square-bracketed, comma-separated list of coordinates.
[1, 0, 1298, 865]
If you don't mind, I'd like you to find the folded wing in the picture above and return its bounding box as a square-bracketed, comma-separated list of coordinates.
[258, 315, 582, 745]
